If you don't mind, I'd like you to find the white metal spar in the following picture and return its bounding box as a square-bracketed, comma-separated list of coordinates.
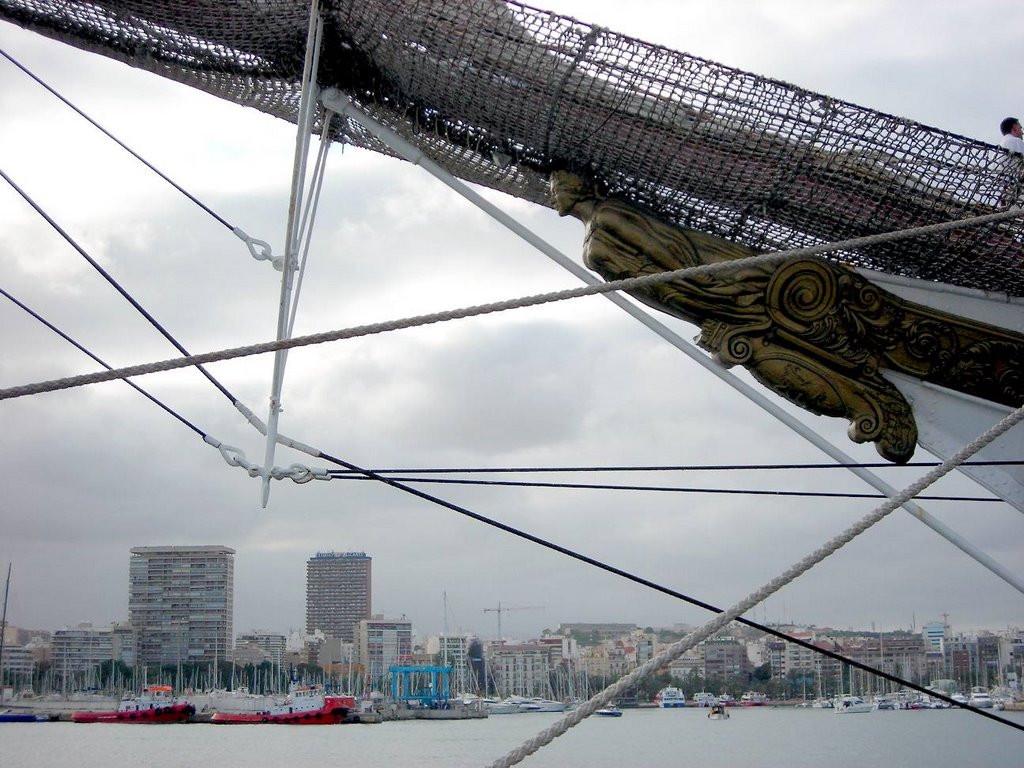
[260, 2, 326, 507]
[319, 89, 1024, 596]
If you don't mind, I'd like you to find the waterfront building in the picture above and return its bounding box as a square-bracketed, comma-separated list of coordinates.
[667, 645, 703, 680]
[489, 641, 559, 697]
[922, 620, 949, 651]
[783, 630, 818, 679]
[760, 638, 786, 683]
[434, 634, 471, 690]
[354, 615, 412, 686]
[557, 622, 636, 642]
[704, 636, 751, 681]
[582, 644, 612, 682]
[634, 635, 654, 666]
[232, 641, 271, 666]
[128, 545, 235, 666]
[318, 636, 359, 680]
[0, 643, 34, 679]
[236, 630, 287, 661]
[52, 622, 135, 673]
[305, 551, 372, 643]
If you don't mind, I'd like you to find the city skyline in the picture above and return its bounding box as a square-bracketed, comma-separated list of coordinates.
[0, 544, 1014, 645]
[2, 1, 1022, 646]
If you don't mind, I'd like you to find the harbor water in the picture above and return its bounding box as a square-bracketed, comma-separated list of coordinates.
[3, 706, 1022, 767]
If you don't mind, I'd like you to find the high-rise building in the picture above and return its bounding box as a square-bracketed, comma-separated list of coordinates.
[305, 551, 372, 642]
[52, 622, 135, 673]
[354, 615, 412, 682]
[128, 545, 235, 666]
[922, 620, 950, 651]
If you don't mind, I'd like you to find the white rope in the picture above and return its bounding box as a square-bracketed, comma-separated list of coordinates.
[2, 204, 1020, 402]
[487, 402, 1024, 768]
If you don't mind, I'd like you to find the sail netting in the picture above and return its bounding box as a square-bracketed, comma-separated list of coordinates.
[3, 0, 1023, 296]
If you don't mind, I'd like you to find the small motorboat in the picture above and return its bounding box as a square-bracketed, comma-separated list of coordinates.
[707, 703, 730, 720]
[595, 704, 623, 717]
[0, 710, 49, 723]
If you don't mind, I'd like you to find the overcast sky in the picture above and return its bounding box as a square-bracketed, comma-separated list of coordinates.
[1, 1, 1021, 646]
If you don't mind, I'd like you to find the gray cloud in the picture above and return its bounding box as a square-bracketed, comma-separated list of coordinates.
[0, 3, 1020, 646]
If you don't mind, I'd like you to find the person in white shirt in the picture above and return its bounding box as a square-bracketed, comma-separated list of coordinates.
[999, 116, 1024, 153]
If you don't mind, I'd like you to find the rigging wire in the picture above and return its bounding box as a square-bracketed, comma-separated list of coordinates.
[0, 288, 205, 438]
[5, 200, 1021, 402]
[328, 460, 1022, 473]
[0, 166, 237, 404]
[324, 473, 1000, 502]
[1, 40, 1018, 731]
[310, 446, 1023, 732]
[2, 284, 1010, 729]
[0, 46, 273, 263]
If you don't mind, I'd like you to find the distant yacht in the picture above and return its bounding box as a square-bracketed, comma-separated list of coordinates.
[739, 691, 767, 706]
[692, 691, 716, 707]
[834, 695, 873, 714]
[967, 688, 994, 709]
[656, 687, 686, 708]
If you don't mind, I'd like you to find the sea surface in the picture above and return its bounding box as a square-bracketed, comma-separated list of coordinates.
[2, 706, 1022, 768]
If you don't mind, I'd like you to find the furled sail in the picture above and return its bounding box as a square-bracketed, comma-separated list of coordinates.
[2, 0, 1022, 297]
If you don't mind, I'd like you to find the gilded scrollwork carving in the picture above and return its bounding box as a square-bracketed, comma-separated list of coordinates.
[550, 170, 1023, 463]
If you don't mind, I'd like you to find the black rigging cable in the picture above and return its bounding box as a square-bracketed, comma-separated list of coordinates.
[6, 282, 1013, 730]
[311, 447, 1021, 731]
[330, 460, 1022, 473]
[0, 166, 236, 404]
[0, 288, 206, 437]
[0, 47, 233, 230]
[325, 474, 1000, 502]
[3, 50, 1018, 732]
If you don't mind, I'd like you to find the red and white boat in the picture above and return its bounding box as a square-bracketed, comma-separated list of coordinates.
[210, 685, 357, 725]
[71, 685, 195, 723]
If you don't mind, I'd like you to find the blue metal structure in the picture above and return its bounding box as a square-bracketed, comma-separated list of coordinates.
[390, 665, 452, 708]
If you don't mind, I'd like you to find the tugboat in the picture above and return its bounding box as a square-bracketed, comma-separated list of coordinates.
[72, 685, 194, 723]
[210, 684, 356, 725]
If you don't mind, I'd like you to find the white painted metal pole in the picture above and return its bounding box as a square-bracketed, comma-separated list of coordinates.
[261, 6, 324, 507]
[319, 89, 1024, 595]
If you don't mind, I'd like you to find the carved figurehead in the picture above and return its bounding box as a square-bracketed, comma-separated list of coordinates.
[550, 170, 1023, 463]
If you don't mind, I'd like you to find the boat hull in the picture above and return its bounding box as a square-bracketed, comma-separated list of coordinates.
[210, 696, 355, 725]
[0, 712, 49, 723]
[71, 703, 194, 723]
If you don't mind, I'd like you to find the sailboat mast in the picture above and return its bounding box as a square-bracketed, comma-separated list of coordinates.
[442, 591, 449, 669]
[0, 563, 10, 694]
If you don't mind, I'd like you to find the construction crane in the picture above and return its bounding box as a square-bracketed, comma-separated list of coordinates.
[483, 602, 543, 641]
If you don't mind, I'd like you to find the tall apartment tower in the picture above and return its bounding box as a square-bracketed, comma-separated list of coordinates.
[305, 551, 372, 642]
[128, 545, 235, 666]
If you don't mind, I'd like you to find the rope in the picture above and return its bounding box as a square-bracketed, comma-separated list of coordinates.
[2, 204, 1020, 401]
[4, 276, 1013, 722]
[310, 446, 999, 718]
[488, 403, 1024, 768]
[0, 287, 206, 438]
